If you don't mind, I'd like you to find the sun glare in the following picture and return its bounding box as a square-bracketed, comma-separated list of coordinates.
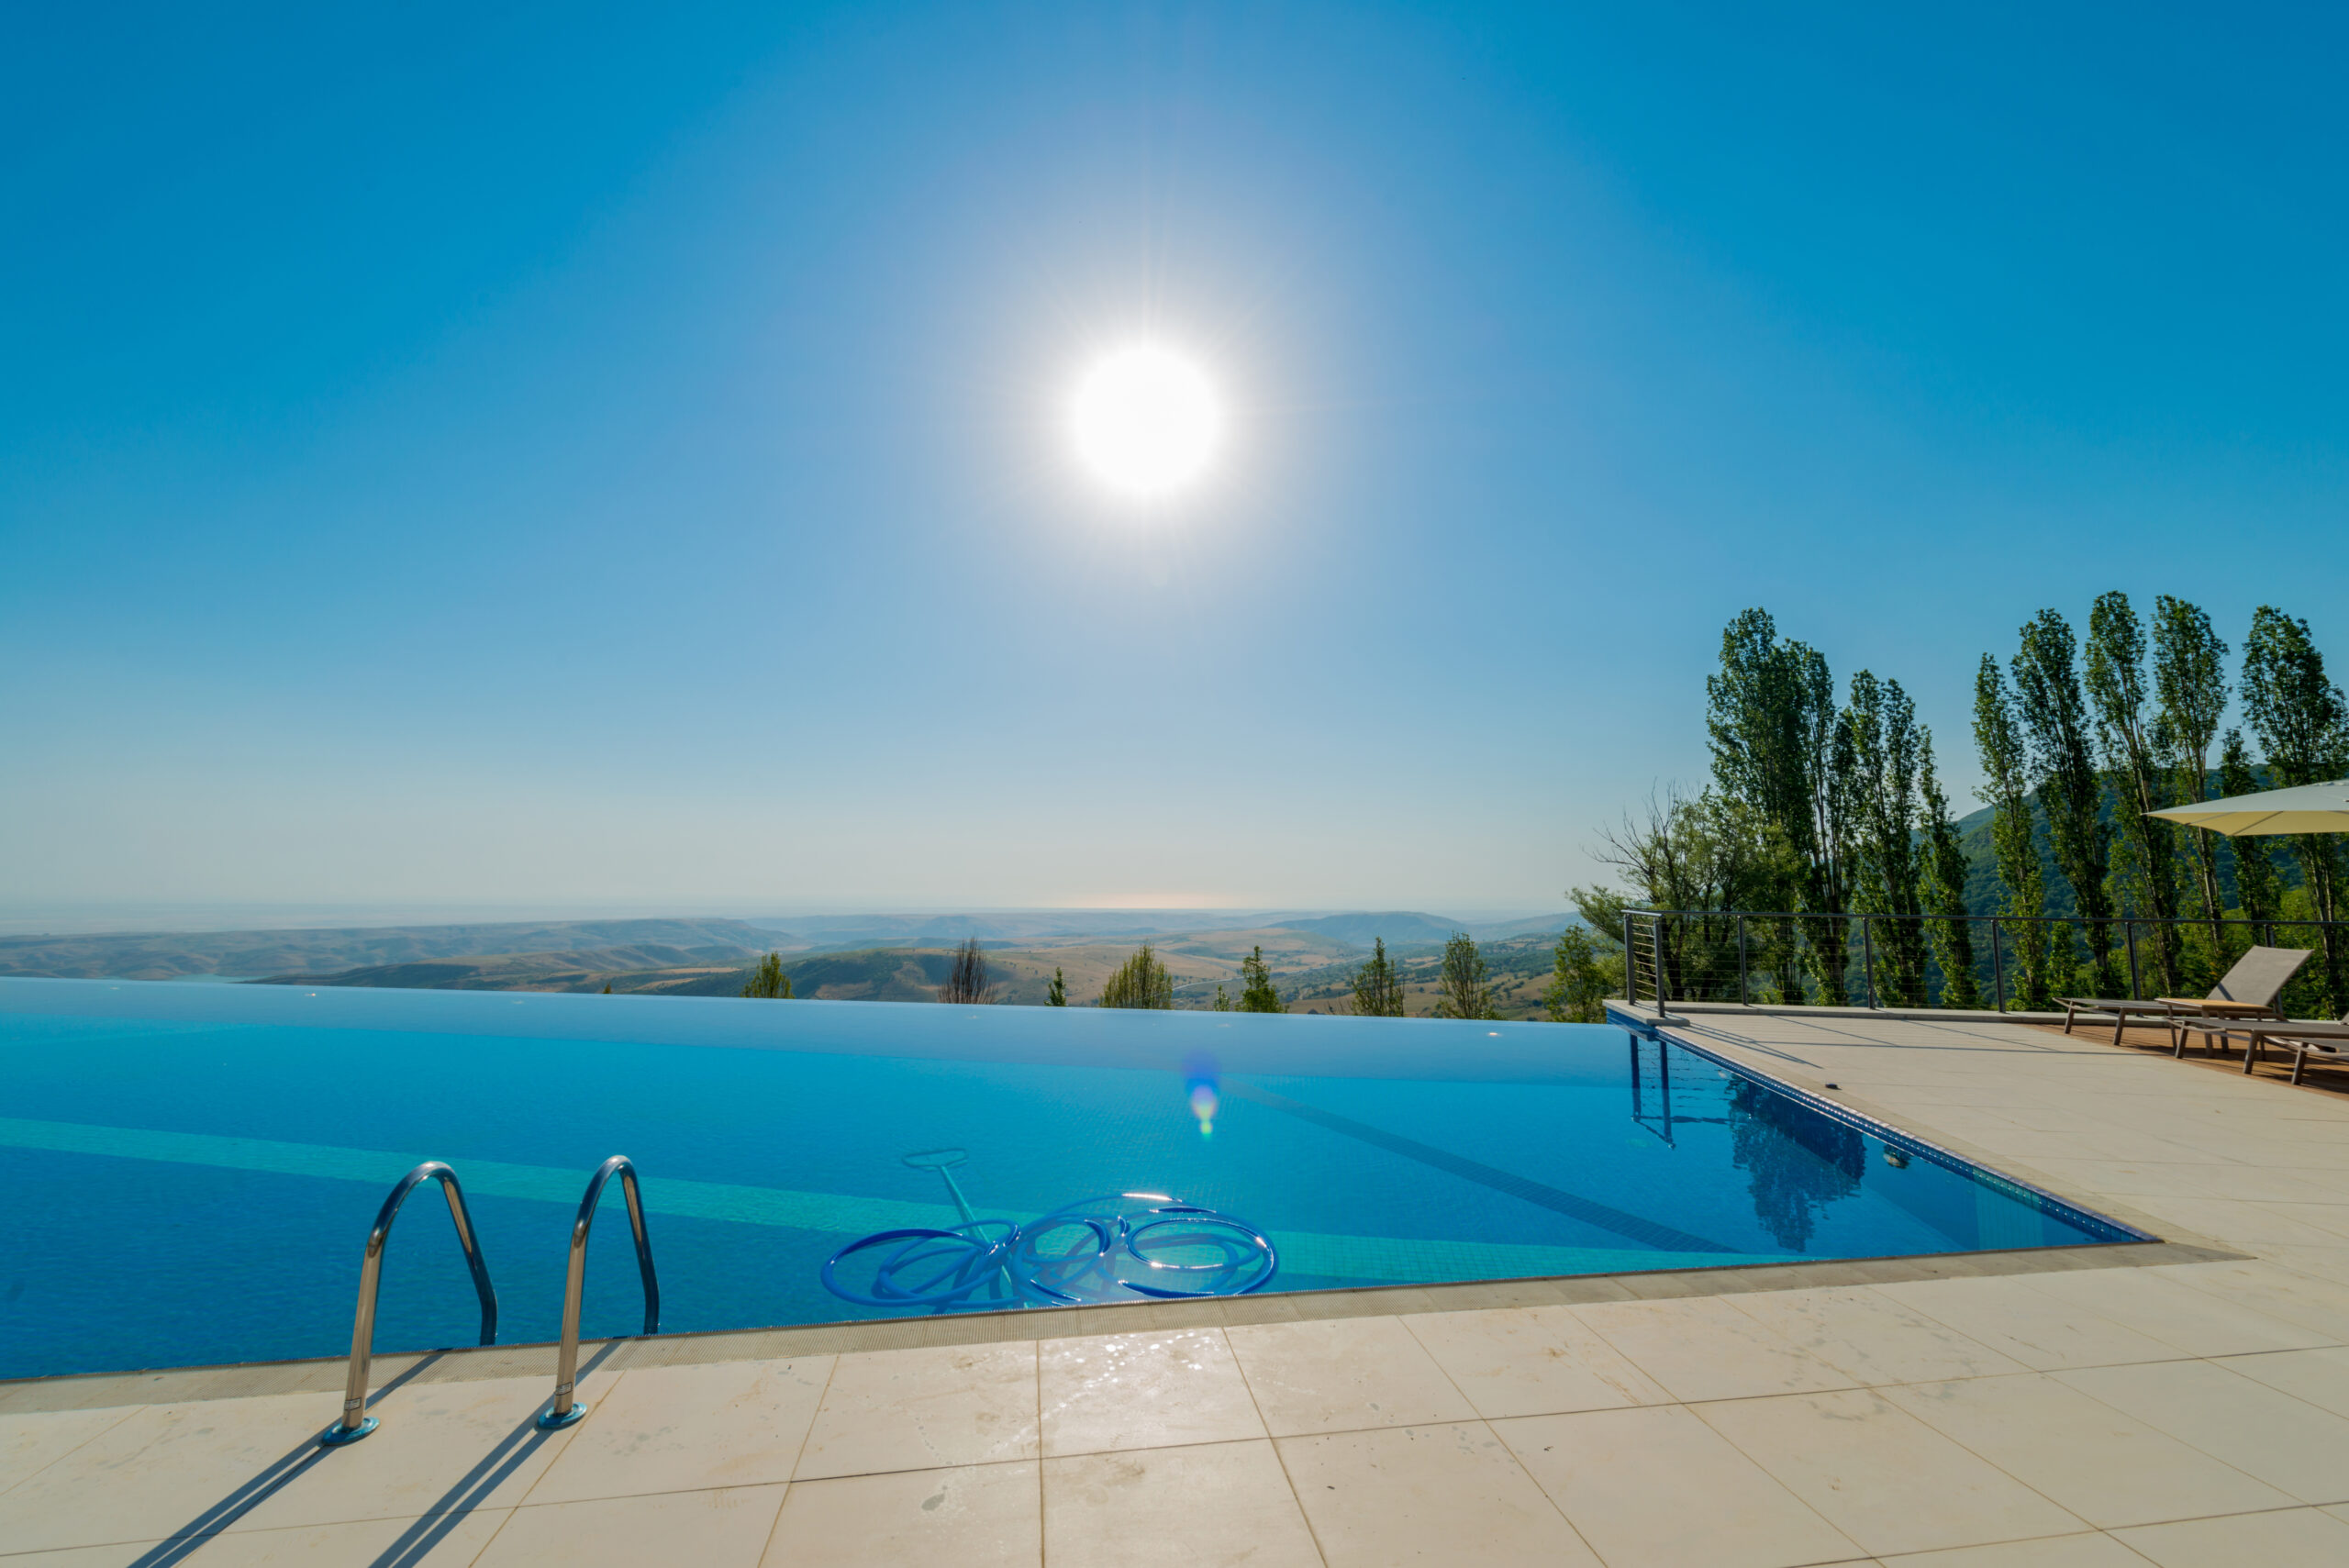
[1067, 343, 1223, 502]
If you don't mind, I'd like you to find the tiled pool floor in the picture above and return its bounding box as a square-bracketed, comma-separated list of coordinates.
[7, 1008, 2349, 1565]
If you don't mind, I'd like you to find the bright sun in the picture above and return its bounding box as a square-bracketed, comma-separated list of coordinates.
[1067, 343, 1223, 501]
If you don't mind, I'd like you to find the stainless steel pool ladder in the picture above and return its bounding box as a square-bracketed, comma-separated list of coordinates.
[536, 1155, 660, 1430]
[319, 1162, 498, 1448]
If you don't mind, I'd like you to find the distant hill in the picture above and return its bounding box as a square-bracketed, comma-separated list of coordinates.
[1270, 911, 1458, 948]
[0, 917, 778, 982]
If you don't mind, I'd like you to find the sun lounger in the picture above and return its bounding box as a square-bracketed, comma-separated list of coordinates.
[2059, 945, 2310, 1049]
[2176, 1013, 2349, 1085]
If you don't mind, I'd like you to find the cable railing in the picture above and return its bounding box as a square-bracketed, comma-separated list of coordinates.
[1620, 907, 2349, 1019]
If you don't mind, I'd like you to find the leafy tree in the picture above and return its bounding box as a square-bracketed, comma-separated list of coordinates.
[1236, 945, 1286, 1013]
[1706, 610, 1856, 1002]
[1845, 670, 1928, 1005]
[1973, 655, 2053, 1008]
[1046, 967, 1067, 1007]
[1917, 735, 1979, 1008]
[1099, 943, 1174, 1009]
[1434, 931, 1497, 1019]
[1211, 984, 1233, 1011]
[1543, 926, 1618, 1022]
[2085, 592, 2181, 993]
[2218, 728, 2285, 931]
[1351, 937, 1407, 1017]
[601, 983, 613, 995]
[1586, 788, 1794, 1002]
[2242, 606, 2348, 1008]
[2153, 595, 2232, 955]
[938, 938, 998, 1005]
[740, 952, 794, 999]
[2012, 609, 2118, 995]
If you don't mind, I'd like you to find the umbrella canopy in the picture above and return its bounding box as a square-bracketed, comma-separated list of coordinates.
[2149, 779, 2349, 836]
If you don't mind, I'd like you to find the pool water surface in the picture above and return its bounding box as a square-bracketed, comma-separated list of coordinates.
[0, 980, 2139, 1380]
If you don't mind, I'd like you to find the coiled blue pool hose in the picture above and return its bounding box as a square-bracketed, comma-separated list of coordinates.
[822, 1190, 1277, 1311]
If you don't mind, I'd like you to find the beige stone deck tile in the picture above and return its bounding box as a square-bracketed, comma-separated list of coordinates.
[475, 1485, 785, 1567]
[2151, 1260, 2349, 1343]
[1224, 1316, 1474, 1438]
[0, 1407, 140, 1496]
[0, 1393, 320, 1552]
[2110, 1506, 2349, 1566]
[2015, 1269, 2334, 1357]
[524, 1355, 833, 1505]
[1881, 1373, 2292, 1528]
[2254, 1245, 2349, 1288]
[1041, 1440, 1321, 1568]
[1869, 1274, 2185, 1372]
[2123, 1197, 2349, 1248]
[1494, 1403, 1857, 1568]
[1724, 1286, 2031, 1386]
[0, 1377, 571, 1552]
[237, 1374, 579, 1535]
[2055, 1359, 2349, 1505]
[0, 1508, 512, 1565]
[1279, 1420, 1599, 1567]
[794, 1342, 1037, 1480]
[1037, 1328, 1263, 1458]
[763, 1461, 1040, 1567]
[1692, 1387, 2086, 1557]
[1401, 1307, 1668, 1419]
[2216, 1346, 2349, 1417]
[1875, 1533, 2154, 1566]
[1570, 1295, 1861, 1403]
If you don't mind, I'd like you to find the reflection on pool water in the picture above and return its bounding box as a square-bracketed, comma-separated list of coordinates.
[0, 979, 2140, 1379]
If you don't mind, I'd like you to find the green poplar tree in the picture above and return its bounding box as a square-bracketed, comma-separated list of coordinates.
[1917, 735, 1979, 1008]
[1974, 655, 2053, 1008]
[1046, 967, 1067, 1006]
[2085, 592, 2182, 994]
[2242, 606, 2348, 1010]
[1099, 944, 1174, 1009]
[1845, 670, 1928, 1006]
[2218, 728, 2285, 935]
[2012, 609, 2118, 995]
[2153, 596, 2232, 962]
[1543, 927, 1617, 1023]
[740, 952, 794, 999]
[1707, 610, 1856, 1004]
[1435, 931, 1497, 1019]
[1237, 945, 1285, 1013]
[1351, 938, 1407, 1017]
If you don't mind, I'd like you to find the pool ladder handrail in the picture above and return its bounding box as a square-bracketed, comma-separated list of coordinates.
[319, 1162, 498, 1447]
[537, 1154, 660, 1430]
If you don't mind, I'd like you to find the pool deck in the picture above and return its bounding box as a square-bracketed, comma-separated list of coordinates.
[8, 1007, 2349, 1566]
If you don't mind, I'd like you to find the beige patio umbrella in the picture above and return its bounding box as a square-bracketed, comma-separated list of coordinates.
[2149, 779, 2349, 835]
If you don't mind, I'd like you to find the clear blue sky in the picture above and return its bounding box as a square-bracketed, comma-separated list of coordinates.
[5, 3, 2344, 916]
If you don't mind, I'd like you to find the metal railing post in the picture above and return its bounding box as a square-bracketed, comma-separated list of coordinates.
[1990, 918, 2006, 1013]
[1737, 916, 1750, 1006]
[538, 1156, 660, 1430]
[1861, 917, 1876, 1008]
[1623, 914, 1637, 1005]
[321, 1162, 497, 1447]
[2125, 920, 2142, 999]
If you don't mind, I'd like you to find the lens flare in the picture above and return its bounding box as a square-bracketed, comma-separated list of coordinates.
[1184, 1049, 1220, 1139]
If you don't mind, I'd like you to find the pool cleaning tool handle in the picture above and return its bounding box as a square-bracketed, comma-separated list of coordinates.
[319, 1162, 498, 1449]
[537, 1155, 660, 1431]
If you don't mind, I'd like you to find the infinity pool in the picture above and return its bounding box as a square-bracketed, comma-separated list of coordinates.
[0, 979, 2139, 1379]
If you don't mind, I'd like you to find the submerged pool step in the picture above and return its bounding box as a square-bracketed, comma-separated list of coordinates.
[0, 1114, 1786, 1290]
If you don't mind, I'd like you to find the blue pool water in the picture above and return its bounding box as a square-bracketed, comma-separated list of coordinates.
[0, 979, 2140, 1379]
